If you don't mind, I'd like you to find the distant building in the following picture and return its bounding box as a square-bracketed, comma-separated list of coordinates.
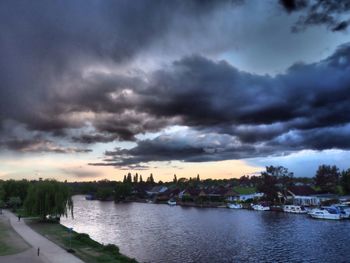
[146, 186, 168, 196]
[237, 193, 264, 201]
[285, 185, 334, 206]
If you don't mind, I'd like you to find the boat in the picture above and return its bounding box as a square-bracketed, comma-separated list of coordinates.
[251, 204, 270, 211]
[85, 194, 95, 200]
[227, 203, 242, 209]
[283, 205, 307, 214]
[308, 207, 342, 220]
[332, 204, 350, 219]
[167, 199, 176, 206]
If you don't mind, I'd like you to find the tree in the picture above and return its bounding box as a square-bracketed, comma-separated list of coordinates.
[139, 175, 143, 183]
[173, 174, 177, 184]
[127, 173, 132, 184]
[147, 173, 154, 184]
[114, 183, 131, 202]
[134, 173, 139, 183]
[257, 166, 292, 202]
[196, 174, 200, 181]
[96, 187, 113, 201]
[2, 179, 29, 203]
[0, 183, 5, 202]
[341, 169, 350, 194]
[24, 180, 73, 220]
[315, 165, 340, 193]
[257, 171, 278, 202]
[239, 175, 250, 186]
[8, 196, 21, 210]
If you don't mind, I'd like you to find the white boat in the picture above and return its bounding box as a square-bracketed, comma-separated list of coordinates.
[332, 204, 350, 219]
[251, 204, 270, 211]
[167, 199, 176, 206]
[308, 207, 342, 220]
[283, 205, 307, 214]
[227, 203, 242, 209]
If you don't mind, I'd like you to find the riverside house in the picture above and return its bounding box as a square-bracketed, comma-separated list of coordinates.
[284, 185, 340, 206]
[146, 186, 168, 196]
[286, 185, 319, 206]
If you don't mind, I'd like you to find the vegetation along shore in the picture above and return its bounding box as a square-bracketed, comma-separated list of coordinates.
[0, 179, 137, 263]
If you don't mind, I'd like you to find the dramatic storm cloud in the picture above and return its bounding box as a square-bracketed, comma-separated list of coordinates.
[90, 45, 350, 167]
[0, 0, 349, 178]
[279, 0, 350, 31]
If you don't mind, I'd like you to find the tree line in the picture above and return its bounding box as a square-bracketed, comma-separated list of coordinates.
[257, 165, 350, 202]
[1, 164, 349, 210]
[0, 179, 73, 220]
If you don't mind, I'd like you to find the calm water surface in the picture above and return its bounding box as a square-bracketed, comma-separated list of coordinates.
[61, 196, 350, 263]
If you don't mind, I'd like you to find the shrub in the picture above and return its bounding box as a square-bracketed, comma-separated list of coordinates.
[102, 244, 120, 255]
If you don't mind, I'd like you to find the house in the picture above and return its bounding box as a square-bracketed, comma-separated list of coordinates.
[313, 193, 339, 204]
[146, 186, 168, 196]
[180, 188, 201, 201]
[287, 185, 319, 206]
[237, 193, 264, 201]
[223, 188, 239, 202]
[155, 188, 180, 202]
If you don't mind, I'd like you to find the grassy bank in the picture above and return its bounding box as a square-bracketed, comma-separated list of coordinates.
[27, 220, 137, 263]
[0, 215, 30, 256]
[233, 186, 256, 195]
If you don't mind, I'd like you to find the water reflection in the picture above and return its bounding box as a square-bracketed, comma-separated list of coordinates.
[61, 196, 350, 263]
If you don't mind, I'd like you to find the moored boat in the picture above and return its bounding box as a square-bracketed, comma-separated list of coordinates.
[227, 203, 242, 209]
[332, 204, 350, 219]
[167, 199, 176, 206]
[85, 194, 95, 200]
[308, 207, 342, 220]
[251, 204, 270, 211]
[283, 205, 307, 214]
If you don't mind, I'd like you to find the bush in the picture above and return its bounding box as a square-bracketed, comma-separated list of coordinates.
[102, 244, 120, 255]
[74, 233, 90, 241]
[74, 233, 100, 247]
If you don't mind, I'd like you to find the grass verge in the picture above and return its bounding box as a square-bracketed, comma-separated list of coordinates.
[26, 220, 137, 263]
[0, 216, 30, 256]
[233, 186, 257, 195]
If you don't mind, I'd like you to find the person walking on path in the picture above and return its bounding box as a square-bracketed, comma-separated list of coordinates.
[38, 247, 40, 256]
[18, 215, 21, 221]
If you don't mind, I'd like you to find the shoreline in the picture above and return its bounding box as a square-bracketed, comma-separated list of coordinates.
[26, 218, 138, 263]
[104, 198, 281, 210]
[2, 209, 137, 263]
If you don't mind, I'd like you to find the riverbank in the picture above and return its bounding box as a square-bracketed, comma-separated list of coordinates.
[26, 220, 137, 263]
[2, 209, 137, 263]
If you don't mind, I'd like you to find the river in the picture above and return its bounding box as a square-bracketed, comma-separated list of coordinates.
[61, 195, 350, 263]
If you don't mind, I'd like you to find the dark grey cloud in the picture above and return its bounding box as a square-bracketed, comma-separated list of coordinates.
[0, 138, 91, 154]
[91, 44, 350, 167]
[61, 168, 101, 178]
[279, 0, 307, 13]
[1, 0, 350, 167]
[89, 130, 266, 167]
[280, 0, 350, 32]
[271, 124, 350, 150]
[0, 0, 242, 142]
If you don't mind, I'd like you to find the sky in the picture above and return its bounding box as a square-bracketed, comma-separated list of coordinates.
[1, 0, 350, 182]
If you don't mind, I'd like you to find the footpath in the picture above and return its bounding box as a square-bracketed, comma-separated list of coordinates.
[2, 210, 84, 263]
